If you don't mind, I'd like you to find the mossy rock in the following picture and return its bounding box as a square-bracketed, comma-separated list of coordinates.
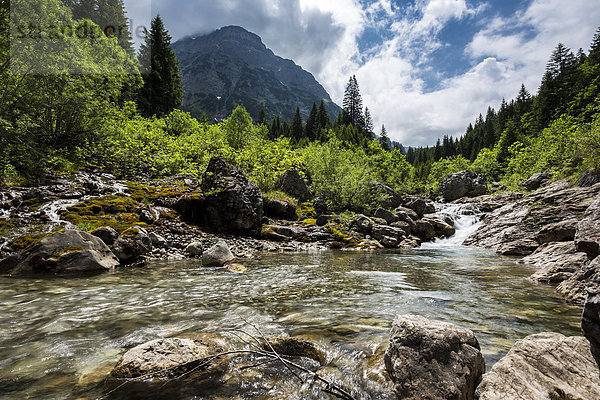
[0, 220, 15, 236]
[298, 218, 317, 225]
[126, 182, 190, 203]
[60, 195, 146, 233]
[22, 197, 53, 211]
[8, 231, 60, 253]
[298, 202, 316, 219]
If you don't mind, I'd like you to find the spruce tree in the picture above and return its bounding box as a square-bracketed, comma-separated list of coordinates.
[589, 27, 600, 64]
[290, 106, 303, 144]
[379, 125, 390, 151]
[317, 100, 330, 130]
[257, 109, 266, 125]
[342, 75, 365, 130]
[137, 15, 183, 118]
[364, 107, 374, 138]
[305, 102, 319, 141]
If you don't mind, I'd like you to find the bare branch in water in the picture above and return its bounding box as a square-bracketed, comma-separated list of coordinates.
[98, 324, 357, 400]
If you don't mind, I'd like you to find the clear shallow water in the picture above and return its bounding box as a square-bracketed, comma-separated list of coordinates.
[0, 248, 582, 400]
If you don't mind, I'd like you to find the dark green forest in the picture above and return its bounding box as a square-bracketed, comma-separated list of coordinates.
[1, 0, 600, 209]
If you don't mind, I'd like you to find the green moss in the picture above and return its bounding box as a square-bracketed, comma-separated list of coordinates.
[8, 232, 58, 252]
[22, 197, 53, 211]
[299, 218, 317, 225]
[61, 195, 146, 233]
[325, 223, 361, 248]
[0, 220, 15, 236]
[298, 202, 316, 219]
[50, 246, 85, 261]
[126, 182, 191, 203]
[121, 227, 140, 238]
[264, 190, 298, 206]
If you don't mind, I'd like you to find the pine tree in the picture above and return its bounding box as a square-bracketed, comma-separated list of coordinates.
[364, 107, 374, 138]
[342, 75, 364, 130]
[305, 102, 319, 141]
[589, 27, 600, 64]
[257, 109, 266, 125]
[379, 125, 390, 151]
[317, 100, 330, 130]
[290, 106, 303, 144]
[137, 15, 183, 117]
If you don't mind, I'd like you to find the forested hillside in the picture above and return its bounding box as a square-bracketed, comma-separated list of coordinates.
[1, 0, 599, 210]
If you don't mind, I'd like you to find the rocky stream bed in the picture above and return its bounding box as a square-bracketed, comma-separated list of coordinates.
[1, 159, 600, 399]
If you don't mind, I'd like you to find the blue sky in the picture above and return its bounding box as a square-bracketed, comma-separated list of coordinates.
[126, 0, 600, 146]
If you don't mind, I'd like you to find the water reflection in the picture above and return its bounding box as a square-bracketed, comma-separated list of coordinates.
[0, 249, 581, 399]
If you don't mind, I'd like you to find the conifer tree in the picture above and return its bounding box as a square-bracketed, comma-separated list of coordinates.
[257, 109, 266, 125]
[379, 125, 390, 151]
[342, 75, 365, 130]
[305, 102, 319, 141]
[589, 27, 600, 64]
[137, 15, 183, 117]
[317, 100, 330, 131]
[290, 106, 303, 144]
[364, 107, 374, 138]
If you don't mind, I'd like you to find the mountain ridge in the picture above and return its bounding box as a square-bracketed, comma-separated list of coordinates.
[173, 25, 341, 122]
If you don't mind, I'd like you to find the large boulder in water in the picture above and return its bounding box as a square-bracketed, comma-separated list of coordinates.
[201, 157, 263, 233]
[575, 195, 600, 259]
[439, 170, 487, 202]
[0, 230, 119, 275]
[111, 336, 226, 380]
[475, 332, 600, 400]
[384, 315, 485, 400]
[275, 169, 312, 202]
[202, 241, 234, 267]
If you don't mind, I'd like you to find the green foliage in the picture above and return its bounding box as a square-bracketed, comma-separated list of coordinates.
[137, 15, 182, 117]
[428, 156, 471, 187]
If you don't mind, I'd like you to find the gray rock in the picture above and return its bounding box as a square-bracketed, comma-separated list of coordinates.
[369, 181, 403, 209]
[201, 157, 263, 233]
[557, 256, 600, 305]
[582, 286, 600, 370]
[91, 226, 119, 246]
[0, 230, 118, 275]
[372, 225, 405, 241]
[380, 235, 400, 248]
[395, 206, 419, 222]
[112, 226, 153, 263]
[185, 241, 204, 256]
[202, 241, 234, 267]
[385, 315, 485, 400]
[275, 170, 312, 202]
[315, 215, 330, 226]
[439, 170, 487, 202]
[402, 197, 436, 218]
[536, 219, 577, 243]
[391, 220, 412, 235]
[351, 214, 373, 234]
[371, 217, 388, 226]
[415, 219, 436, 241]
[466, 180, 600, 259]
[579, 169, 600, 187]
[422, 216, 455, 238]
[475, 332, 600, 400]
[138, 208, 155, 225]
[523, 242, 589, 284]
[372, 207, 398, 225]
[313, 198, 328, 215]
[263, 198, 297, 221]
[111, 336, 226, 380]
[148, 232, 166, 247]
[575, 195, 600, 259]
[523, 172, 552, 191]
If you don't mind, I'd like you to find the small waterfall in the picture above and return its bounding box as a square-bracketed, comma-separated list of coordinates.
[420, 203, 482, 249]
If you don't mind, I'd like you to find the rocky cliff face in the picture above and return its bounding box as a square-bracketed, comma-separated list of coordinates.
[172, 26, 341, 122]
